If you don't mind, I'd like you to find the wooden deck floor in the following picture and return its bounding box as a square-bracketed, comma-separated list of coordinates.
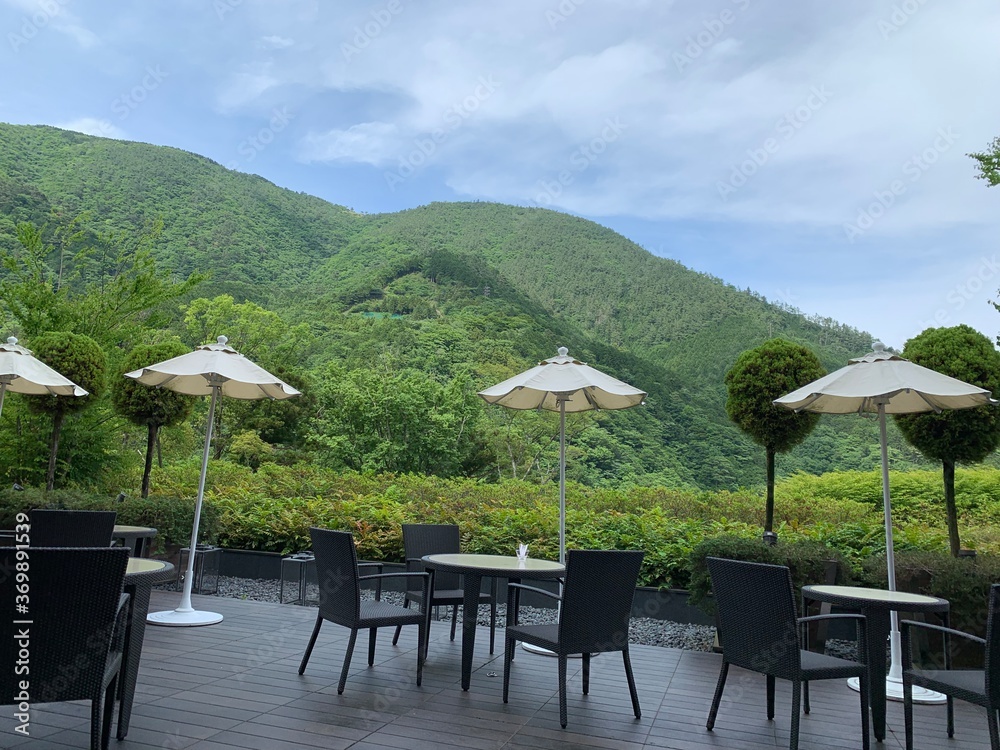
[2, 590, 993, 749]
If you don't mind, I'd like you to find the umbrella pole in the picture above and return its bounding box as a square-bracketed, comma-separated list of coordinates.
[559, 398, 566, 566]
[0, 381, 6, 419]
[879, 402, 904, 686]
[148, 383, 223, 626]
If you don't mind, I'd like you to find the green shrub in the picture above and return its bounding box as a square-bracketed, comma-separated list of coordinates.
[687, 535, 853, 616]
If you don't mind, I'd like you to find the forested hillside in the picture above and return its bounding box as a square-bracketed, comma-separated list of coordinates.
[0, 123, 935, 491]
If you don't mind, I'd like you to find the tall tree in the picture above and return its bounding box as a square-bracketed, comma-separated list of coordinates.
[970, 136, 1000, 187]
[894, 325, 1000, 556]
[26, 331, 106, 490]
[725, 339, 825, 532]
[112, 341, 197, 497]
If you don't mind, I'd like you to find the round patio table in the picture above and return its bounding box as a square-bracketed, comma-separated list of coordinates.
[422, 553, 565, 690]
[113, 524, 158, 557]
[119, 557, 174, 739]
[802, 584, 950, 743]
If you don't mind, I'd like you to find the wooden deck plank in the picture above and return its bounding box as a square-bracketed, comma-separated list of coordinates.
[3, 589, 994, 749]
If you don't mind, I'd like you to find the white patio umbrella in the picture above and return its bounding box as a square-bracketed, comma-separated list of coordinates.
[0, 336, 87, 417]
[125, 336, 300, 626]
[478, 347, 646, 563]
[775, 341, 995, 700]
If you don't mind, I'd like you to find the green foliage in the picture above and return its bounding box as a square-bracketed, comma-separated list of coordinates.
[113, 341, 195, 428]
[687, 535, 854, 616]
[725, 338, 825, 453]
[26, 331, 106, 415]
[229, 430, 273, 471]
[970, 136, 1000, 187]
[895, 326, 1000, 465]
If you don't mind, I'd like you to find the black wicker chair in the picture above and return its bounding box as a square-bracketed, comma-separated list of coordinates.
[1, 546, 130, 750]
[29, 508, 117, 547]
[902, 583, 1000, 750]
[705, 557, 870, 750]
[391, 523, 498, 653]
[503, 549, 644, 728]
[298, 527, 429, 694]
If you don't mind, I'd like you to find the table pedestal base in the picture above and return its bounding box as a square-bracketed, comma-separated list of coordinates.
[147, 608, 223, 626]
[847, 676, 947, 704]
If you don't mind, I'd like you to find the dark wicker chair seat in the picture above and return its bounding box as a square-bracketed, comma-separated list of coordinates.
[902, 582, 1000, 750]
[392, 524, 497, 653]
[1, 546, 130, 750]
[298, 527, 428, 694]
[705, 557, 870, 750]
[503, 549, 645, 728]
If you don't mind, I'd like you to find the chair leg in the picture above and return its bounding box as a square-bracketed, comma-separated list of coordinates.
[707, 661, 729, 730]
[790, 679, 801, 750]
[100, 676, 117, 750]
[298, 614, 323, 674]
[767, 674, 776, 720]
[623, 647, 641, 720]
[803, 679, 810, 714]
[558, 654, 569, 728]
[582, 653, 590, 694]
[859, 670, 870, 750]
[392, 597, 411, 646]
[450, 604, 458, 641]
[989, 707, 1000, 750]
[368, 627, 377, 666]
[903, 676, 915, 750]
[489, 578, 497, 654]
[502, 632, 515, 703]
[338, 628, 359, 694]
[416, 620, 425, 687]
[947, 695, 954, 738]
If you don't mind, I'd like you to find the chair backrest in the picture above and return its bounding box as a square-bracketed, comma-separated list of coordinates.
[707, 557, 801, 679]
[30, 509, 117, 547]
[310, 527, 362, 626]
[558, 549, 644, 654]
[402, 523, 462, 591]
[1, 546, 129, 704]
[985, 584, 1000, 704]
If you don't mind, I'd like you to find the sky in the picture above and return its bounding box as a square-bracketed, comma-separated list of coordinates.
[1, 0, 998, 352]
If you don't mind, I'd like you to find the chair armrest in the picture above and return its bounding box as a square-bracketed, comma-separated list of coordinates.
[506, 582, 561, 625]
[507, 582, 562, 602]
[110, 592, 131, 657]
[798, 613, 867, 663]
[357, 562, 383, 597]
[359, 571, 429, 603]
[901, 619, 983, 671]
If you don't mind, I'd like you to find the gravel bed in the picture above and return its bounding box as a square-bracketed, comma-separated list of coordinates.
[161, 575, 719, 652]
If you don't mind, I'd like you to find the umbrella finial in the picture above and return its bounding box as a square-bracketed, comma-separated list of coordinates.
[217, 335, 228, 346]
[7, 337, 16, 346]
[558, 346, 568, 356]
[872, 341, 885, 353]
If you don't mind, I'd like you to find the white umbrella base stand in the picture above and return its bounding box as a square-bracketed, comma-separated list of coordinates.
[846, 676, 946, 704]
[147, 608, 224, 627]
[520, 643, 587, 658]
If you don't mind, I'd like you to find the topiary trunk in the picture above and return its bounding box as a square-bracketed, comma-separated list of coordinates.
[943, 459, 960, 557]
[765, 446, 775, 533]
[45, 410, 65, 491]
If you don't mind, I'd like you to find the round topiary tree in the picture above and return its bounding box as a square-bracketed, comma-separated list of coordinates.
[112, 341, 197, 497]
[894, 324, 1000, 556]
[725, 338, 826, 533]
[27, 331, 107, 491]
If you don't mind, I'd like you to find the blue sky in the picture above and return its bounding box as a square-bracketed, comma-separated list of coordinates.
[1, 0, 998, 351]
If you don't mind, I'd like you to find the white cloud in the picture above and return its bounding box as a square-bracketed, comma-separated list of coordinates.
[55, 117, 125, 139]
[299, 121, 401, 166]
[259, 35, 294, 49]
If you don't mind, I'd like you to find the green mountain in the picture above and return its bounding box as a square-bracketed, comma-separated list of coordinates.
[0, 123, 929, 490]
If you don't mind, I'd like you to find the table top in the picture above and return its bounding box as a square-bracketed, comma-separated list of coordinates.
[803, 584, 949, 610]
[422, 553, 565, 577]
[114, 525, 158, 536]
[125, 557, 173, 581]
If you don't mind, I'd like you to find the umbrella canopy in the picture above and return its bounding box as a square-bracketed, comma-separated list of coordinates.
[479, 347, 646, 563]
[126, 336, 300, 626]
[775, 340, 995, 697]
[0, 336, 87, 416]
